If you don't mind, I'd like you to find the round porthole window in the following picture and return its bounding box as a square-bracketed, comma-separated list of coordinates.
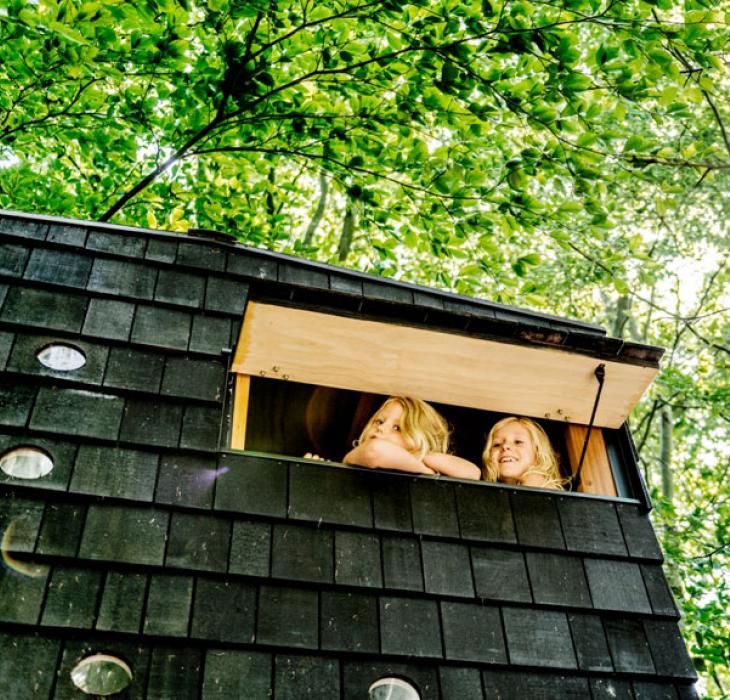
[369, 677, 421, 700]
[36, 343, 86, 371]
[70, 654, 133, 696]
[0, 447, 54, 479]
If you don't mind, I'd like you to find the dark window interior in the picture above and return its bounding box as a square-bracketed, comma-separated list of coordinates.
[605, 427, 637, 498]
[243, 377, 582, 484]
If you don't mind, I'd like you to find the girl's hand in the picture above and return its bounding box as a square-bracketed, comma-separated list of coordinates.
[304, 452, 326, 461]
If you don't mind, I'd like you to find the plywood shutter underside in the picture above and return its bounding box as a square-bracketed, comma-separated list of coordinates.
[232, 303, 658, 429]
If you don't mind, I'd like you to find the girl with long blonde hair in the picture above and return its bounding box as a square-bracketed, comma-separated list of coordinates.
[342, 396, 480, 480]
[482, 416, 566, 489]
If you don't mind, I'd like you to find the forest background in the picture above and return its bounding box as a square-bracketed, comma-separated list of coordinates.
[1, 0, 728, 695]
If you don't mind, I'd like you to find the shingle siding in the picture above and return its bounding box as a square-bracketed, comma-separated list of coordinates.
[0, 212, 695, 699]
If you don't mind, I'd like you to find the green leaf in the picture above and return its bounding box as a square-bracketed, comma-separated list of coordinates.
[441, 60, 459, 85]
[624, 135, 651, 152]
[519, 253, 541, 265]
[648, 48, 673, 67]
[532, 103, 558, 122]
[18, 8, 38, 25]
[48, 21, 90, 45]
[507, 169, 527, 190]
[557, 202, 583, 214]
[563, 72, 592, 92]
[613, 277, 629, 294]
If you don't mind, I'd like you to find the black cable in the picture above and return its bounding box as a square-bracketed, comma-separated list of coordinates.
[571, 363, 606, 490]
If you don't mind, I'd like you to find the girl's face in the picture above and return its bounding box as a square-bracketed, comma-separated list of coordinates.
[489, 421, 536, 483]
[365, 401, 407, 449]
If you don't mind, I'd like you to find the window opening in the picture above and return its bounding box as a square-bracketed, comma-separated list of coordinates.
[0, 446, 54, 479]
[233, 377, 620, 491]
[36, 343, 86, 371]
[369, 677, 421, 700]
[70, 653, 132, 696]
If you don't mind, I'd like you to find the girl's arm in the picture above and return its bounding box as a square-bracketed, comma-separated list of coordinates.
[344, 439, 436, 475]
[422, 453, 481, 480]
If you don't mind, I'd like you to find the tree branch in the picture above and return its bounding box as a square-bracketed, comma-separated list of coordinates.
[683, 322, 730, 357]
[636, 398, 659, 455]
[0, 79, 100, 141]
[189, 144, 494, 200]
[653, 8, 730, 160]
[626, 155, 730, 170]
[251, 0, 385, 61]
[691, 541, 728, 560]
[98, 115, 223, 222]
[302, 169, 329, 247]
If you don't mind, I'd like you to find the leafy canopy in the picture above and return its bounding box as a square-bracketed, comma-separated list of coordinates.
[1, 0, 726, 288]
[1, 3, 730, 694]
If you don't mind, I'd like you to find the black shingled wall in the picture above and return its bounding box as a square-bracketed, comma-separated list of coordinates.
[0, 212, 696, 699]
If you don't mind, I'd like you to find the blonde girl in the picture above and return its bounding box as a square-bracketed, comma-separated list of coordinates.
[482, 416, 566, 489]
[343, 396, 480, 480]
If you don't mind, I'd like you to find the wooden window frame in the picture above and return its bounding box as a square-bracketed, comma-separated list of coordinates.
[230, 302, 654, 498]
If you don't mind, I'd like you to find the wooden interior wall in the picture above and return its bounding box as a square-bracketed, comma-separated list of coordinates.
[231, 374, 250, 450]
[564, 425, 617, 497]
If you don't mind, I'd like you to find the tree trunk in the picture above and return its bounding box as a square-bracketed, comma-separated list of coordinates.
[611, 294, 638, 338]
[302, 170, 329, 248]
[337, 196, 355, 262]
[660, 404, 674, 502]
[265, 166, 276, 218]
[612, 294, 631, 338]
[641, 284, 656, 342]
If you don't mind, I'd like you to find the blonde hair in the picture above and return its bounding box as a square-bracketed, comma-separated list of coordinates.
[357, 396, 450, 460]
[482, 416, 566, 490]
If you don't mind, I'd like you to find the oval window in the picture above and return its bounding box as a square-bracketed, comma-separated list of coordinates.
[369, 677, 421, 700]
[0, 447, 54, 479]
[37, 343, 86, 371]
[70, 654, 132, 696]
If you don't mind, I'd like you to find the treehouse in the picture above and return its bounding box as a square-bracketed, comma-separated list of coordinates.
[0, 210, 697, 699]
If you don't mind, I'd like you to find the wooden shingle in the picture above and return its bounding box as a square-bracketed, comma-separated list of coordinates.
[86, 229, 145, 256]
[25, 248, 92, 288]
[334, 530, 382, 588]
[143, 573, 193, 637]
[191, 578, 257, 643]
[502, 607, 577, 669]
[320, 590, 379, 653]
[272, 522, 334, 584]
[410, 479, 459, 537]
[96, 571, 147, 633]
[0, 243, 30, 276]
[256, 585, 318, 649]
[381, 535, 423, 591]
[380, 596, 442, 658]
[202, 649, 273, 700]
[288, 463, 373, 529]
[2, 285, 88, 332]
[214, 455, 288, 518]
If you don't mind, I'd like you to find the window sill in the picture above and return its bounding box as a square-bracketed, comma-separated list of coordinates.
[220, 448, 642, 505]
